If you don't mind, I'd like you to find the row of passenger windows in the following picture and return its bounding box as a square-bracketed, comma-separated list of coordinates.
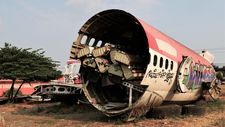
[151, 54, 174, 70]
[80, 35, 103, 47]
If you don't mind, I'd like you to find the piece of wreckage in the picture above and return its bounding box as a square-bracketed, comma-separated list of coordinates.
[69, 9, 221, 121]
[31, 59, 84, 103]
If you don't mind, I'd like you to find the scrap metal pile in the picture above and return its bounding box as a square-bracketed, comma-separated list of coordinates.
[32, 81, 82, 102]
[31, 60, 83, 102]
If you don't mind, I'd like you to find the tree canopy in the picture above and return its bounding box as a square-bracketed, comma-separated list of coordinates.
[0, 43, 62, 101]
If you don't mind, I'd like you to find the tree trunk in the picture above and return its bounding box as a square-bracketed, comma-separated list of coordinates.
[8, 79, 16, 102]
[13, 80, 25, 102]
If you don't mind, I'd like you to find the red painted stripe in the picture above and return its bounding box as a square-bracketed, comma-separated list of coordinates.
[139, 20, 212, 66]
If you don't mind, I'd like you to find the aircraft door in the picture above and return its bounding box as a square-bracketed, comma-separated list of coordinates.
[177, 56, 193, 92]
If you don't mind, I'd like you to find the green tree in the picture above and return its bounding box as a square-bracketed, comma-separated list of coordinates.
[0, 43, 62, 102]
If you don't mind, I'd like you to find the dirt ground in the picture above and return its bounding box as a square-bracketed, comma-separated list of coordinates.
[0, 85, 225, 127]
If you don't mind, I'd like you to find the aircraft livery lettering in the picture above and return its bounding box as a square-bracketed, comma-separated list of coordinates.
[145, 69, 174, 82]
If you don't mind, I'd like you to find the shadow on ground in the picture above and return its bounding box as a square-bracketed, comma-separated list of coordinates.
[13, 102, 126, 123]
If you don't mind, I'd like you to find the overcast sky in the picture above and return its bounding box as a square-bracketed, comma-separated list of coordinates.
[0, 0, 225, 69]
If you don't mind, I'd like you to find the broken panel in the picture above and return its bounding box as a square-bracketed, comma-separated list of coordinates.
[70, 9, 163, 120]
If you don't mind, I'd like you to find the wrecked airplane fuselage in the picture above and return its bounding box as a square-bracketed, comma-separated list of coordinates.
[69, 9, 219, 121]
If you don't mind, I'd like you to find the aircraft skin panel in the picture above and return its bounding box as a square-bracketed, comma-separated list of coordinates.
[164, 88, 202, 102]
[141, 49, 179, 101]
[139, 20, 212, 66]
[139, 19, 215, 91]
[142, 50, 177, 88]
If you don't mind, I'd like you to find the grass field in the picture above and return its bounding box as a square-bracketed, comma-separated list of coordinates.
[0, 85, 225, 127]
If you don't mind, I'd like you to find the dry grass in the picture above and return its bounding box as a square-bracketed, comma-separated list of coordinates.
[211, 118, 225, 127]
[0, 85, 224, 127]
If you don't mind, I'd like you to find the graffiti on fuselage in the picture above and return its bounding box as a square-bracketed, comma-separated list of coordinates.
[145, 69, 174, 82]
[185, 62, 215, 89]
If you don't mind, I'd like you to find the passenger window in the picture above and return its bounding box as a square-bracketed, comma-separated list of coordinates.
[165, 59, 169, 69]
[160, 57, 163, 68]
[170, 61, 174, 70]
[80, 35, 88, 44]
[153, 55, 157, 66]
[96, 40, 103, 47]
[89, 38, 95, 46]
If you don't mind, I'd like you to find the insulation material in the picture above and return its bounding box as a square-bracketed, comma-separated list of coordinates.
[113, 51, 144, 65]
[70, 43, 85, 58]
[121, 65, 145, 80]
[77, 46, 90, 58]
[110, 49, 118, 64]
[114, 51, 131, 65]
[92, 47, 109, 57]
[95, 57, 109, 73]
[121, 64, 134, 80]
[83, 58, 96, 68]
[108, 64, 123, 77]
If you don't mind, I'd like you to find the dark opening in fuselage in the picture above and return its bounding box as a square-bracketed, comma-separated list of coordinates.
[72, 9, 150, 111]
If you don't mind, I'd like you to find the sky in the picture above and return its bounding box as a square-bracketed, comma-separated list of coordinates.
[0, 0, 225, 70]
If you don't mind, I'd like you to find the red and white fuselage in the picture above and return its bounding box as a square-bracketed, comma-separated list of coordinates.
[140, 20, 215, 102]
[70, 9, 216, 120]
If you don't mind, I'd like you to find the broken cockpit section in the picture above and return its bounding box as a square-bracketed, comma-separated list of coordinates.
[70, 9, 153, 118]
